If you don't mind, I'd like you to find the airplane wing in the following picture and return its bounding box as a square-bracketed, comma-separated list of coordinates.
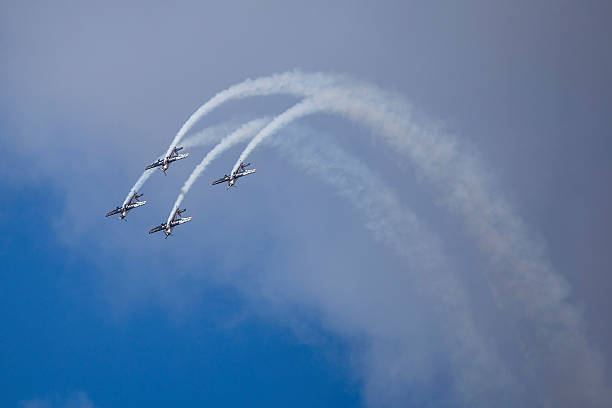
[167, 153, 189, 163]
[126, 200, 146, 210]
[145, 160, 162, 170]
[171, 216, 192, 226]
[235, 169, 256, 178]
[106, 207, 122, 217]
[212, 175, 230, 185]
[149, 224, 166, 234]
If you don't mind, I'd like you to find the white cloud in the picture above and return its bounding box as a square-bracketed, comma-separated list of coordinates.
[20, 391, 95, 408]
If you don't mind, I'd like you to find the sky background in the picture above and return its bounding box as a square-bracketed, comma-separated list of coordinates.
[1, 1, 612, 407]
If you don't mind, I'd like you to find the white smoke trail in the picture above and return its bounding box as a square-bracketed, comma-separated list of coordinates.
[261, 126, 518, 404]
[122, 169, 155, 207]
[167, 118, 270, 225]
[231, 98, 320, 175]
[230, 86, 611, 406]
[163, 71, 346, 159]
[181, 121, 244, 149]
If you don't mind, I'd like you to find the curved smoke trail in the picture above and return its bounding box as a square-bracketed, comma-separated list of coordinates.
[228, 85, 610, 405]
[163, 71, 346, 159]
[231, 97, 320, 175]
[263, 126, 517, 403]
[167, 118, 270, 226]
[124, 71, 343, 207]
[181, 121, 247, 150]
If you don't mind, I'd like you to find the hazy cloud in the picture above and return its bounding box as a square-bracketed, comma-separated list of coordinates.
[20, 391, 95, 408]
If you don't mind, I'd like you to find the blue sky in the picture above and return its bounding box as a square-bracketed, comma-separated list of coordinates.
[2, 1, 612, 407]
[0, 178, 359, 407]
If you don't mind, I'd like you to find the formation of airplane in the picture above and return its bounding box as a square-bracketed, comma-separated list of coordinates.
[105, 192, 146, 220]
[212, 162, 256, 188]
[145, 146, 189, 174]
[148, 208, 192, 238]
[108, 148, 258, 237]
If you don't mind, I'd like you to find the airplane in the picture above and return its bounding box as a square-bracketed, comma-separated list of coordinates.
[212, 162, 256, 188]
[149, 208, 192, 238]
[105, 193, 147, 220]
[145, 146, 189, 174]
